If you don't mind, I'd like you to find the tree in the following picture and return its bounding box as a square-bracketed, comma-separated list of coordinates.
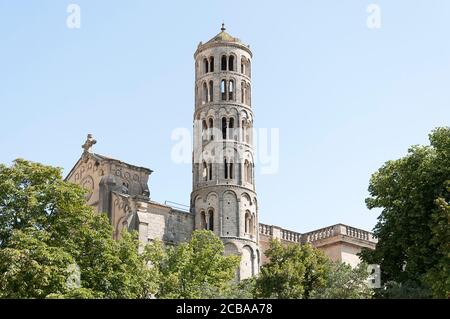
[202, 278, 257, 299]
[360, 127, 450, 298]
[0, 159, 157, 298]
[255, 240, 330, 299]
[310, 262, 373, 299]
[144, 230, 240, 299]
[0, 228, 76, 298]
[424, 195, 450, 298]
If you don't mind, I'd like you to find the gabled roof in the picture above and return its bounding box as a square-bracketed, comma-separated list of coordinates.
[65, 135, 154, 181]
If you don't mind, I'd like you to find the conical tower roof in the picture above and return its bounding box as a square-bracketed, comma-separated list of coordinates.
[205, 23, 241, 44]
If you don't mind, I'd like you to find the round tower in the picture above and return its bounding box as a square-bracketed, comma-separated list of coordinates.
[191, 24, 259, 280]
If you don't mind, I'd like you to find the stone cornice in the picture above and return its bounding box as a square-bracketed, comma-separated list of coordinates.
[194, 41, 253, 59]
[192, 184, 257, 196]
[194, 102, 254, 118]
[196, 71, 251, 83]
[220, 236, 258, 245]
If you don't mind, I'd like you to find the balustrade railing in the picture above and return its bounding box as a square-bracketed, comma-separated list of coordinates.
[259, 223, 377, 244]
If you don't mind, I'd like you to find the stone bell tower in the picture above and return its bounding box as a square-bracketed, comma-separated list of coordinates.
[190, 24, 259, 280]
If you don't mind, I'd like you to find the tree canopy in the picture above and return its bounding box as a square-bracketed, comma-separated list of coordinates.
[360, 127, 450, 298]
[254, 240, 330, 299]
[0, 159, 157, 298]
[310, 262, 373, 299]
[144, 230, 240, 299]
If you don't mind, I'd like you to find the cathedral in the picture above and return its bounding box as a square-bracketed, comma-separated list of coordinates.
[65, 26, 377, 280]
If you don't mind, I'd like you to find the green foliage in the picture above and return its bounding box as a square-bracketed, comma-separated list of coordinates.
[202, 278, 257, 299]
[424, 196, 450, 298]
[374, 280, 432, 299]
[0, 159, 158, 298]
[0, 228, 74, 298]
[46, 288, 102, 299]
[255, 240, 330, 299]
[361, 127, 450, 298]
[222, 278, 257, 299]
[311, 262, 373, 299]
[144, 230, 240, 299]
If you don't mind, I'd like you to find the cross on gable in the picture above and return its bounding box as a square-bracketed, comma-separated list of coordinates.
[82, 134, 97, 153]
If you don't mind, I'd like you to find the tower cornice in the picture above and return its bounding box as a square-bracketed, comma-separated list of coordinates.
[196, 70, 252, 83]
[194, 102, 254, 118]
[194, 41, 253, 59]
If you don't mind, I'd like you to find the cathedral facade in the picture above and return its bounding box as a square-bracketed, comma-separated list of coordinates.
[66, 26, 377, 280]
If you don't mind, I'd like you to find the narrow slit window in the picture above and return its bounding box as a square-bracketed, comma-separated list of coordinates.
[203, 58, 209, 74]
[224, 158, 228, 179]
[229, 118, 234, 140]
[208, 80, 214, 102]
[209, 57, 214, 72]
[208, 163, 213, 180]
[229, 55, 235, 71]
[228, 80, 234, 101]
[222, 117, 227, 139]
[208, 210, 214, 231]
[221, 55, 227, 71]
[221, 80, 226, 100]
[209, 118, 214, 140]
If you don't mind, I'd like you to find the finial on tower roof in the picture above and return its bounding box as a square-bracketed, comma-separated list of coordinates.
[221, 22, 226, 32]
[82, 134, 97, 154]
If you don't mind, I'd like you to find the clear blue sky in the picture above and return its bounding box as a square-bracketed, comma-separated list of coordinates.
[1, 1, 449, 233]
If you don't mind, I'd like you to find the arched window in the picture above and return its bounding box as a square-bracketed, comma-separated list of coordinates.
[208, 209, 214, 231]
[209, 56, 214, 72]
[221, 55, 227, 71]
[200, 211, 207, 229]
[228, 118, 234, 140]
[241, 81, 245, 104]
[242, 120, 246, 142]
[229, 162, 234, 179]
[224, 158, 228, 179]
[202, 82, 208, 104]
[222, 117, 227, 139]
[229, 55, 235, 71]
[251, 213, 255, 235]
[249, 213, 255, 235]
[246, 122, 250, 144]
[195, 85, 198, 104]
[245, 211, 251, 233]
[244, 160, 251, 183]
[203, 58, 209, 74]
[208, 80, 214, 102]
[228, 80, 234, 101]
[202, 120, 207, 141]
[208, 162, 212, 181]
[208, 118, 214, 140]
[241, 57, 247, 75]
[202, 161, 208, 181]
[221, 80, 226, 100]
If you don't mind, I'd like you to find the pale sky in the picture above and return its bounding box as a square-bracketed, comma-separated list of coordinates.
[1, 1, 449, 233]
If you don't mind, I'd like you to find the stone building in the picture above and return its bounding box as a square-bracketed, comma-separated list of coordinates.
[191, 24, 260, 279]
[66, 26, 376, 279]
